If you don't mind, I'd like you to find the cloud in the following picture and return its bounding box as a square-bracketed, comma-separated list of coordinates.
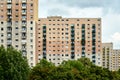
[47, 8, 70, 16]
[111, 32, 120, 49]
[102, 13, 120, 39]
[58, 0, 107, 8]
[111, 32, 120, 41]
[57, 0, 120, 13]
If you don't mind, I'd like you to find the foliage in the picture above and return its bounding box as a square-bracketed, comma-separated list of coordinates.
[0, 46, 30, 80]
[29, 58, 120, 80]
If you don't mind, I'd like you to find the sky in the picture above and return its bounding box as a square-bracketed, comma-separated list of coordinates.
[39, 0, 120, 49]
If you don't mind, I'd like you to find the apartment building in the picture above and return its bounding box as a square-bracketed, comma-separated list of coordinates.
[36, 16, 102, 66]
[102, 43, 120, 71]
[102, 43, 113, 70]
[112, 50, 120, 71]
[0, 0, 38, 67]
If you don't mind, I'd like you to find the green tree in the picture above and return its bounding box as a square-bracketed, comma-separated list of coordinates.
[29, 58, 120, 80]
[0, 46, 30, 80]
[29, 59, 55, 80]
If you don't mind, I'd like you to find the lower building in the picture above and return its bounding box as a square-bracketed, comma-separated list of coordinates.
[102, 43, 120, 71]
[111, 50, 120, 71]
[102, 43, 113, 70]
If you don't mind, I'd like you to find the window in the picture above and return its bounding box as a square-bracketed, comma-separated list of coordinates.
[30, 3, 33, 6]
[1, 33, 3, 37]
[30, 21, 33, 24]
[15, 45, 18, 47]
[30, 33, 33, 37]
[30, 39, 33, 42]
[30, 27, 33, 30]
[77, 19, 79, 21]
[1, 39, 3, 43]
[15, 39, 18, 41]
[31, 45, 33, 48]
[15, 33, 18, 35]
[15, 27, 18, 29]
[65, 54, 68, 56]
[31, 57, 33, 61]
[1, 22, 3, 24]
[1, 28, 3, 31]
[16, 3, 19, 5]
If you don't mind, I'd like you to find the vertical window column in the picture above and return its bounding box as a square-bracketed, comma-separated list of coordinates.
[92, 24, 96, 63]
[71, 25, 75, 59]
[7, 1, 12, 47]
[43, 26, 46, 59]
[81, 24, 85, 57]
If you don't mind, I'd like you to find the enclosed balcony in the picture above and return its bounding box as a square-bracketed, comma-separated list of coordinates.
[21, 40, 27, 44]
[22, 0, 26, 3]
[7, 4, 12, 9]
[7, 0, 12, 3]
[7, 40, 12, 45]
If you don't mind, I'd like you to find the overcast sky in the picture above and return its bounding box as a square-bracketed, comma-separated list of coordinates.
[39, 0, 120, 49]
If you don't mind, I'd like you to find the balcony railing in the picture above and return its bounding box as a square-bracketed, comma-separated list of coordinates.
[7, 0, 12, 3]
[21, 36, 27, 39]
[22, 0, 26, 3]
[21, 40, 27, 44]
[7, 12, 12, 15]
[7, 40, 12, 44]
[22, 6, 27, 9]
[22, 12, 26, 15]
[7, 5, 12, 8]
[22, 23, 26, 26]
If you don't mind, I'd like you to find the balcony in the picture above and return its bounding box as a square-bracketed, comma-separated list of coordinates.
[21, 40, 27, 44]
[22, 51, 27, 56]
[7, 36, 12, 39]
[7, 12, 12, 15]
[22, 12, 26, 15]
[22, 0, 26, 3]
[22, 23, 26, 26]
[7, 40, 12, 45]
[81, 53, 85, 57]
[22, 18, 26, 21]
[21, 36, 27, 39]
[21, 29, 26, 32]
[7, 5, 12, 9]
[7, 0, 12, 3]
[7, 22, 12, 26]
[22, 47, 26, 51]
[22, 6, 27, 9]
[7, 29, 12, 33]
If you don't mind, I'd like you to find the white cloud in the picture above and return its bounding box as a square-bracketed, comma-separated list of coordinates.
[111, 32, 120, 41]
[111, 32, 120, 49]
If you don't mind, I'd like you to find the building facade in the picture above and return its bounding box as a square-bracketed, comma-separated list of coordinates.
[36, 16, 102, 66]
[0, 0, 38, 67]
[102, 43, 120, 71]
[112, 50, 120, 71]
[102, 43, 113, 70]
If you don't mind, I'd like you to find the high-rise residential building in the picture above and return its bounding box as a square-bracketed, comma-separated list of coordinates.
[102, 43, 120, 71]
[0, 0, 38, 67]
[36, 16, 102, 66]
[102, 43, 113, 70]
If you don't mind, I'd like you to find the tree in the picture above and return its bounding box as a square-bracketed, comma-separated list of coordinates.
[29, 58, 120, 80]
[0, 46, 30, 80]
[29, 59, 55, 80]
